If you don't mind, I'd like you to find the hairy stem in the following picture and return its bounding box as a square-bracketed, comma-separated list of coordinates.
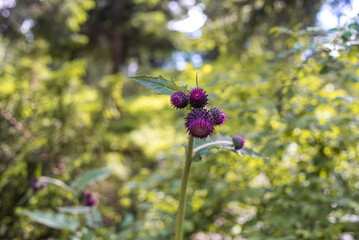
[175, 135, 194, 240]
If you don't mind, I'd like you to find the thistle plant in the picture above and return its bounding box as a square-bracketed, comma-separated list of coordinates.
[130, 74, 266, 239]
[20, 168, 112, 237]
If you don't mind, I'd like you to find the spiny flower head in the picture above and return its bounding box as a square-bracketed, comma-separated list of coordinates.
[189, 88, 208, 108]
[210, 107, 227, 125]
[171, 91, 189, 109]
[233, 135, 245, 150]
[185, 109, 215, 139]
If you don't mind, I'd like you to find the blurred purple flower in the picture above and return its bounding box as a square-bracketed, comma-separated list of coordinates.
[233, 135, 245, 150]
[83, 190, 98, 206]
[30, 178, 46, 192]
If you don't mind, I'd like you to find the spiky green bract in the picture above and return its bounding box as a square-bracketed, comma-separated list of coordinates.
[185, 109, 215, 139]
[171, 91, 189, 109]
[233, 135, 245, 149]
[210, 107, 227, 125]
[189, 88, 208, 108]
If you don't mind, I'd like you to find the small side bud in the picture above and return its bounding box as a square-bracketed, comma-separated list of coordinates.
[83, 190, 98, 206]
[30, 178, 46, 192]
[232, 135, 245, 150]
[210, 107, 227, 125]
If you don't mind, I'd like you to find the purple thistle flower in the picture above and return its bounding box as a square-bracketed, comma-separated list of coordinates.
[210, 107, 227, 125]
[83, 190, 98, 206]
[189, 88, 208, 108]
[170, 91, 189, 109]
[30, 178, 46, 192]
[86, 197, 97, 206]
[232, 135, 245, 150]
[185, 109, 215, 139]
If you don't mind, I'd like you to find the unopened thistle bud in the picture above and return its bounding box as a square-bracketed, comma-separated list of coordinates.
[30, 178, 46, 192]
[185, 109, 215, 139]
[232, 135, 245, 150]
[189, 88, 208, 108]
[210, 107, 227, 125]
[171, 91, 189, 109]
[83, 190, 98, 206]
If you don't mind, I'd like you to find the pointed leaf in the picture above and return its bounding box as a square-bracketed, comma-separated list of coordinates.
[58, 206, 91, 214]
[129, 75, 188, 95]
[85, 207, 102, 227]
[193, 148, 210, 162]
[236, 147, 268, 159]
[71, 168, 112, 193]
[20, 210, 79, 231]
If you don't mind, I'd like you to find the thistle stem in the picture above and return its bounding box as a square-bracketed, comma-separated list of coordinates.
[192, 140, 233, 156]
[39, 176, 79, 205]
[175, 135, 194, 240]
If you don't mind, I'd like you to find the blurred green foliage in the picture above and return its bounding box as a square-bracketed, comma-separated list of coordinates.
[1, 0, 359, 239]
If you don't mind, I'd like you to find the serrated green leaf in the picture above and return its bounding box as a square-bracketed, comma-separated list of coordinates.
[193, 148, 210, 162]
[192, 154, 201, 162]
[58, 206, 90, 214]
[237, 147, 268, 159]
[129, 75, 188, 95]
[20, 210, 79, 231]
[333, 96, 355, 103]
[71, 168, 112, 193]
[85, 207, 101, 227]
[121, 214, 135, 228]
[84, 231, 94, 240]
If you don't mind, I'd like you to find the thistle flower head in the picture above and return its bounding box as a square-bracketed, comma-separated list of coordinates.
[170, 91, 189, 109]
[232, 135, 245, 150]
[83, 190, 98, 206]
[189, 88, 208, 108]
[30, 178, 46, 192]
[210, 107, 227, 125]
[185, 109, 215, 138]
[86, 197, 97, 206]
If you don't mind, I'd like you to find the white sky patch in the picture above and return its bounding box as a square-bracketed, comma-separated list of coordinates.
[168, 1, 181, 15]
[180, 0, 196, 7]
[127, 62, 138, 76]
[168, 5, 207, 33]
[317, 0, 359, 29]
[20, 18, 34, 34]
[0, 0, 16, 9]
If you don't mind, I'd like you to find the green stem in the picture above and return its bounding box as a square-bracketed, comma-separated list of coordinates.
[39, 176, 80, 205]
[175, 135, 194, 240]
[192, 140, 233, 157]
